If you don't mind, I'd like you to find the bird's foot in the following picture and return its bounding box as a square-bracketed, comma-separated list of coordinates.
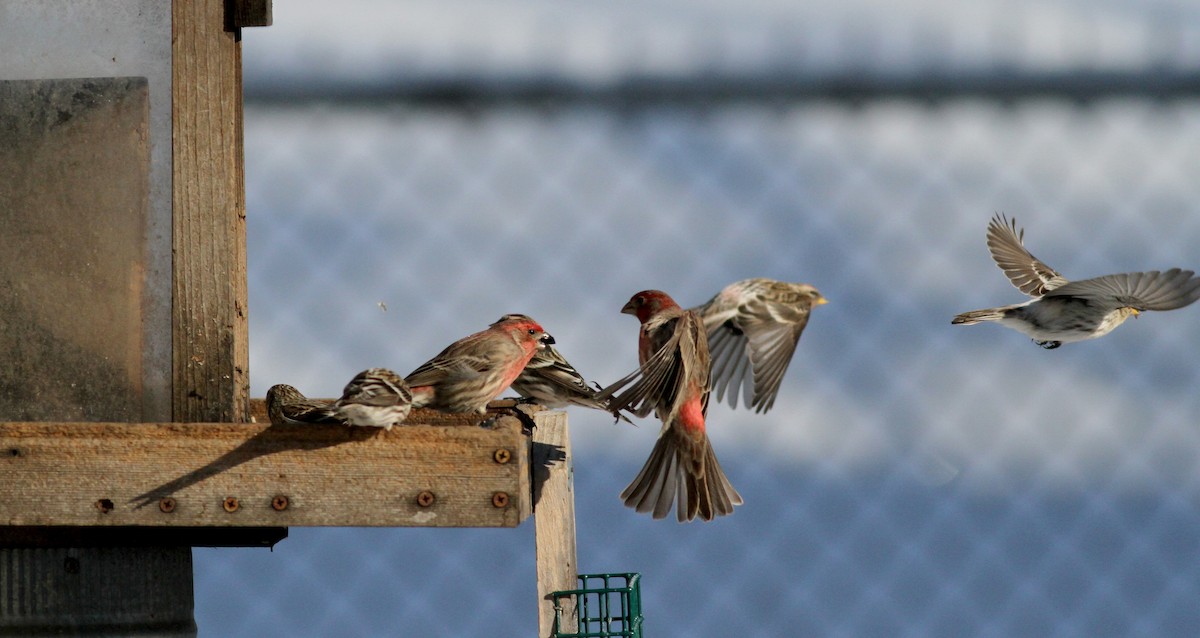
[1035, 340, 1062, 350]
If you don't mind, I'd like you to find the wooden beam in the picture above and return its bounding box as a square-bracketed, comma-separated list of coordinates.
[533, 412, 579, 637]
[173, 0, 249, 424]
[0, 410, 530, 528]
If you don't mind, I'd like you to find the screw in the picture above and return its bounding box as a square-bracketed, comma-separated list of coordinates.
[492, 492, 510, 508]
[416, 491, 435, 507]
[94, 498, 114, 513]
[222, 497, 240, 513]
[271, 495, 289, 511]
[159, 497, 176, 513]
[493, 448, 511, 464]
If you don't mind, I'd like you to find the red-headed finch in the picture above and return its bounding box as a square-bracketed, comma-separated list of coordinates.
[334, 368, 413, 430]
[952, 214, 1200, 348]
[691, 278, 826, 413]
[493, 314, 629, 422]
[597, 290, 743, 522]
[405, 315, 555, 414]
[265, 384, 339, 426]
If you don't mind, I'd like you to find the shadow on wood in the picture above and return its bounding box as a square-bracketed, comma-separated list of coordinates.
[129, 423, 380, 509]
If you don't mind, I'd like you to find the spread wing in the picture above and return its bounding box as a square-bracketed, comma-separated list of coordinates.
[706, 292, 813, 414]
[1044, 268, 1200, 311]
[596, 312, 708, 420]
[986, 214, 1068, 297]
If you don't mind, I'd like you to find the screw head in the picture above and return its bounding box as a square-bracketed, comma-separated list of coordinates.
[493, 448, 511, 464]
[159, 497, 177, 513]
[491, 492, 510, 508]
[222, 497, 240, 512]
[416, 491, 435, 507]
[271, 495, 289, 511]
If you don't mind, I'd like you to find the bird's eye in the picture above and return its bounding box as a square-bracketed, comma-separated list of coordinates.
[635, 295, 645, 305]
[528, 328, 536, 335]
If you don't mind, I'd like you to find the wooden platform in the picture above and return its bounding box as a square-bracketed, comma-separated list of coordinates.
[0, 407, 549, 530]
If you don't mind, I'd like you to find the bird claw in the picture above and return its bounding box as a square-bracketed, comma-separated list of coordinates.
[1035, 340, 1062, 350]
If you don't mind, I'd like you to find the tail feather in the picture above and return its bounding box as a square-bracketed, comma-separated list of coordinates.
[951, 308, 1006, 325]
[621, 428, 743, 522]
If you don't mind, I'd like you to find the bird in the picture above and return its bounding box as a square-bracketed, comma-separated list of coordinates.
[492, 314, 629, 422]
[264, 384, 340, 426]
[952, 213, 1200, 348]
[405, 315, 555, 414]
[597, 290, 743, 522]
[333, 368, 413, 430]
[691, 278, 827, 413]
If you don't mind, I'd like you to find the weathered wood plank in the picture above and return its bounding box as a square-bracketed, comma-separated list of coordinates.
[0, 411, 530, 528]
[173, 0, 250, 423]
[533, 412, 579, 637]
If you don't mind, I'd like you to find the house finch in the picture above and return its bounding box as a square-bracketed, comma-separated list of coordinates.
[333, 368, 413, 430]
[405, 315, 555, 414]
[597, 290, 743, 522]
[491, 314, 629, 421]
[952, 214, 1200, 348]
[265, 384, 340, 426]
[691, 278, 827, 414]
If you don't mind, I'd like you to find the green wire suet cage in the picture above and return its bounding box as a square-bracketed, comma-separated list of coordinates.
[550, 573, 643, 638]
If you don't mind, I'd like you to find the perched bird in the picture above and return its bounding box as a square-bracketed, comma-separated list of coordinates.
[493, 314, 629, 421]
[405, 315, 555, 414]
[597, 290, 743, 522]
[265, 384, 339, 426]
[691, 278, 827, 414]
[952, 214, 1200, 348]
[333, 368, 413, 430]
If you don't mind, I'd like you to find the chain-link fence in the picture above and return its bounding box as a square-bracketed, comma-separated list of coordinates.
[193, 3, 1200, 636]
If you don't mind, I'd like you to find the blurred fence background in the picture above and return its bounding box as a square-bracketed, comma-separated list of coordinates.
[195, 2, 1200, 636]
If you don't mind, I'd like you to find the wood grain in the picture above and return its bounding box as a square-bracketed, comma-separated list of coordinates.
[0, 414, 530, 528]
[533, 412, 579, 637]
[173, 0, 250, 424]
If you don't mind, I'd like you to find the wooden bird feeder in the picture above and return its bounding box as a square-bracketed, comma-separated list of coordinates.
[0, 2, 578, 635]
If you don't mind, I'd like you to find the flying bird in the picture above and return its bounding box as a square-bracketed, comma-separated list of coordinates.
[597, 290, 743, 522]
[952, 214, 1200, 348]
[691, 278, 826, 413]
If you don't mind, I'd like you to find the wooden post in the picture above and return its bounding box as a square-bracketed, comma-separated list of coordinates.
[173, 0, 250, 424]
[0, 1, 246, 634]
[533, 412, 579, 637]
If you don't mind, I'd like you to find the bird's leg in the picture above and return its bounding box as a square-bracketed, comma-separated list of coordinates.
[1034, 340, 1062, 350]
[483, 402, 539, 433]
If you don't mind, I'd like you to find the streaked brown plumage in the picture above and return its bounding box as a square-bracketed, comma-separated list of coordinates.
[334, 368, 413, 430]
[691, 278, 826, 413]
[265, 384, 340, 426]
[405, 315, 555, 414]
[597, 290, 742, 522]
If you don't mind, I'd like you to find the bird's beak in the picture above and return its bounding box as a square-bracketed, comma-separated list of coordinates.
[816, 296, 829, 305]
[540, 333, 556, 347]
[620, 301, 637, 315]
